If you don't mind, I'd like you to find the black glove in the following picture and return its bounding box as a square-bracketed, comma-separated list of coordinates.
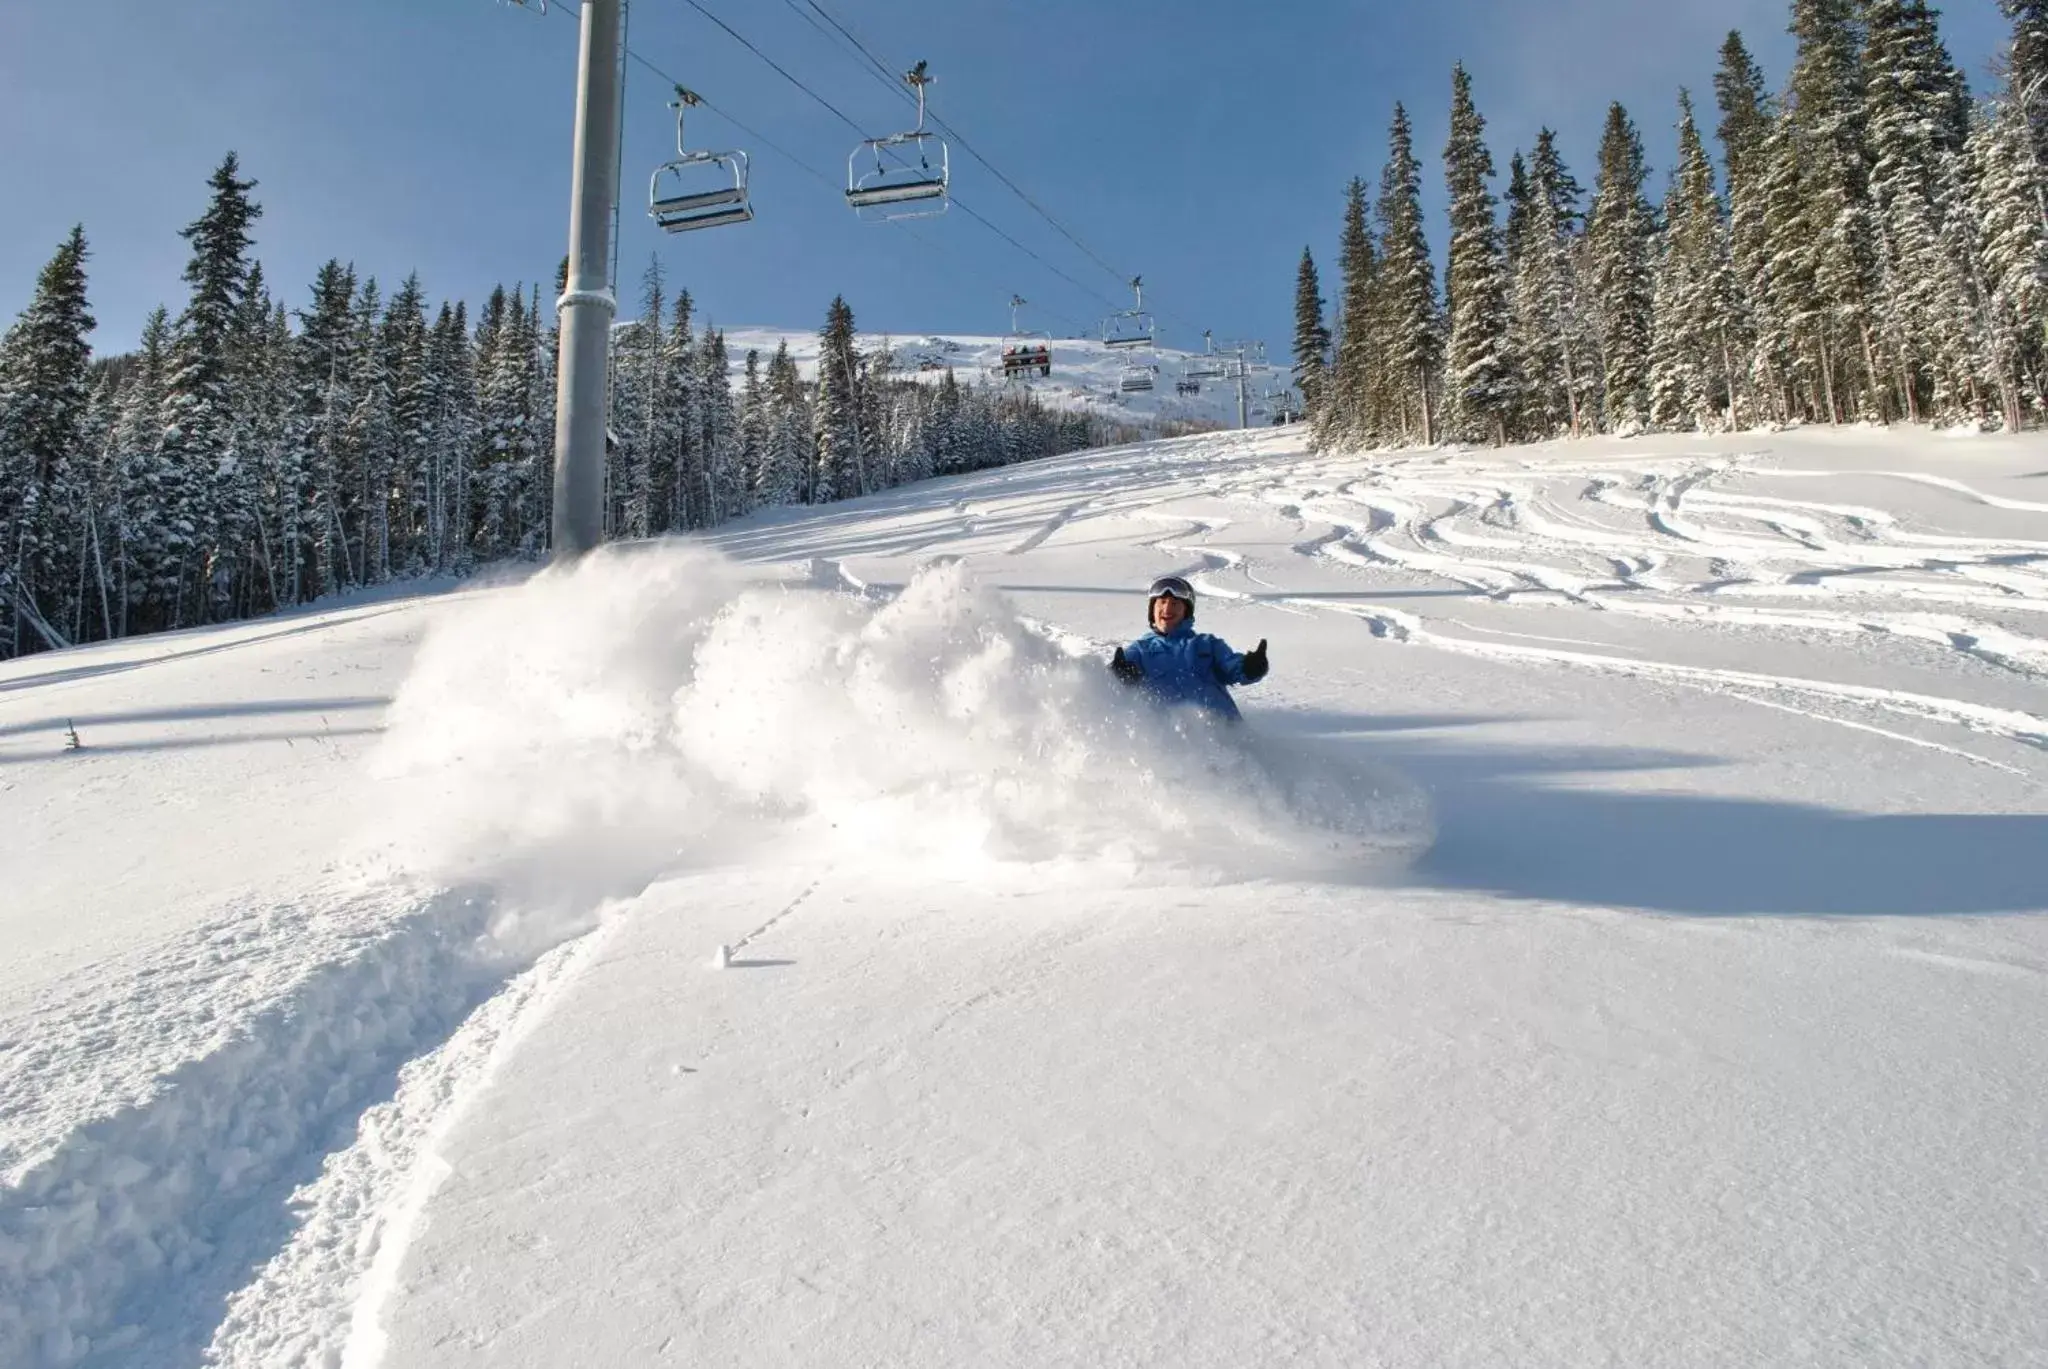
[1241, 638, 1270, 683]
[1110, 646, 1145, 685]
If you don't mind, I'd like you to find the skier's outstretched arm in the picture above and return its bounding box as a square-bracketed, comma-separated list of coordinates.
[1224, 637, 1269, 685]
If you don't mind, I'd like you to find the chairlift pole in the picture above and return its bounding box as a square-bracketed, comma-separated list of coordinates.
[1236, 350, 1249, 430]
[552, 0, 624, 561]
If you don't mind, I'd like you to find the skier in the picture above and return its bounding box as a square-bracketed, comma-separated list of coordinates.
[1109, 575, 1269, 721]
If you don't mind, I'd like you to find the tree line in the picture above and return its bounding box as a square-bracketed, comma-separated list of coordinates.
[1294, 0, 2048, 448]
[0, 158, 1111, 659]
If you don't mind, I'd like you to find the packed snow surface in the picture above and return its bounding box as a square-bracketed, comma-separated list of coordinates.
[2, 426, 2045, 1368]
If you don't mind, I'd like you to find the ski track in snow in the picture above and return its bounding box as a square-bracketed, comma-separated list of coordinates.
[1116, 444, 2048, 764]
[931, 432, 2048, 763]
[0, 875, 609, 1369]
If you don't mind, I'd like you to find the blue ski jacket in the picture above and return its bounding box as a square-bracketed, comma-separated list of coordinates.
[1122, 620, 1254, 720]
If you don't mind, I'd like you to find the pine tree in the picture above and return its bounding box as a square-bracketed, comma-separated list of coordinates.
[155, 152, 262, 628]
[1866, 0, 1982, 424]
[224, 266, 292, 614]
[1970, 95, 2048, 428]
[1587, 103, 1657, 431]
[737, 347, 767, 509]
[1785, 0, 1881, 421]
[1509, 130, 1597, 437]
[1648, 91, 1744, 430]
[812, 296, 860, 502]
[1716, 31, 1785, 423]
[1291, 246, 1331, 426]
[1442, 65, 1516, 444]
[424, 302, 477, 571]
[1504, 152, 1534, 272]
[658, 289, 697, 530]
[1377, 104, 1442, 444]
[1320, 178, 1379, 450]
[0, 226, 95, 653]
[699, 328, 739, 524]
[614, 258, 665, 539]
[761, 339, 807, 504]
[286, 260, 358, 601]
[110, 307, 173, 634]
[2002, 0, 2048, 182]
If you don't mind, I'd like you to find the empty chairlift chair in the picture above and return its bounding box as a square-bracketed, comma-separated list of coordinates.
[649, 89, 753, 234]
[847, 62, 950, 221]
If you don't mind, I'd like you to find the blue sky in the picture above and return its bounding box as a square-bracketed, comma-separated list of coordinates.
[0, 0, 2015, 358]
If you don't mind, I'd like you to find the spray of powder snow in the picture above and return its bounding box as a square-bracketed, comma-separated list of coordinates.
[370, 544, 1430, 934]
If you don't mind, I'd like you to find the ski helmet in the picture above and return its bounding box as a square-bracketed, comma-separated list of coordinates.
[1146, 575, 1196, 624]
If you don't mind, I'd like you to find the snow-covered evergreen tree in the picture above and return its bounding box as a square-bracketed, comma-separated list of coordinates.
[1785, 0, 1881, 421]
[286, 260, 357, 602]
[1508, 131, 1597, 438]
[760, 339, 807, 506]
[1292, 246, 1331, 428]
[1715, 31, 1784, 424]
[1442, 65, 1516, 445]
[658, 289, 698, 532]
[1586, 104, 1657, 432]
[812, 296, 860, 503]
[1318, 178, 1378, 451]
[699, 328, 739, 525]
[154, 152, 262, 629]
[1969, 94, 2048, 428]
[1648, 92, 1744, 431]
[0, 225, 95, 653]
[1866, 0, 1981, 424]
[2002, 0, 2048, 182]
[737, 348, 766, 510]
[1377, 104, 1442, 445]
[614, 259, 666, 540]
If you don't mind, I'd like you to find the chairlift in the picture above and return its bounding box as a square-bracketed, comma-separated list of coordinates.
[997, 294, 1052, 380]
[1119, 355, 1156, 393]
[847, 61, 950, 220]
[649, 89, 753, 234]
[1183, 329, 1226, 381]
[1102, 276, 1155, 349]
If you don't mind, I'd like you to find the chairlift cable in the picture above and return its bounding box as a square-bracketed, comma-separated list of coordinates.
[675, 0, 871, 139]
[660, 1, 1122, 312]
[798, 3, 1148, 285]
[793, 0, 1206, 336]
[533, 0, 1102, 335]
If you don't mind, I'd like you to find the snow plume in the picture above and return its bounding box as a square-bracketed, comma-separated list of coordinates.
[373, 545, 1429, 915]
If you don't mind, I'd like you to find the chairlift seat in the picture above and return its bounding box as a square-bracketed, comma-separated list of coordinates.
[654, 185, 745, 214]
[655, 202, 755, 234]
[847, 176, 948, 209]
[648, 143, 751, 236]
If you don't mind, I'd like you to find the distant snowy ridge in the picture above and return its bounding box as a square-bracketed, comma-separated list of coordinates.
[703, 325, 1297, 436]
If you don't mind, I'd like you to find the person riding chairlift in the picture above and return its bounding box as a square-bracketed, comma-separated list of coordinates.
[1110, 576, 1268, 721]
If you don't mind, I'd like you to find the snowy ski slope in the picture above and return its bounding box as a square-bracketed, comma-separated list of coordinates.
[2, 426, 2045, 1367]
[718, 325, 1296, 432]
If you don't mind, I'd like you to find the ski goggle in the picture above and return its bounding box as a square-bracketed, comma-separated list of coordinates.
[1147, 576, 1195, 605]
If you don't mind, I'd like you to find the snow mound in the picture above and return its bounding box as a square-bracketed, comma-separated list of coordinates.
[371, 545, 1429, 902]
